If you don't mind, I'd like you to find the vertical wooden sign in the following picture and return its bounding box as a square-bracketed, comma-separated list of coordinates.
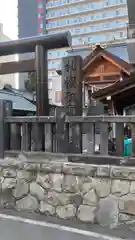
[62, 56, 83, 153]
[62, 55, 82, 116]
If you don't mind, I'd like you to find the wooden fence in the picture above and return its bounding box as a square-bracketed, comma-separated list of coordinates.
[1, 100, 135, 158]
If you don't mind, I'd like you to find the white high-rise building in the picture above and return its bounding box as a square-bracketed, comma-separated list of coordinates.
[46, 0, 129, 104]
[18, 0, 132, 104]
[46, 0, 128, 72]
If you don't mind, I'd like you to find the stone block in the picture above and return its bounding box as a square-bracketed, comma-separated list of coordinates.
[17, 170, 36, 182]
[50, 174, 63, 192]
[2, 178, 16, 190]
[111, 180, 130, 197]
[0, 189, 15, 208]
[3, 169, 16, 178]
[13, 180, 29, 199]
[119, 194, 135, 215]
[119, 213, 131, 222]
[77, 205, 96, 223]
[83, 189, 98, 206]
[16, 195, 38, 211]
[24, 163, 40, 171]
[93, 179, 111, 198]
[111, 166, 135, 180]
[63, 175, 83, 193]
[130, 181, 135, 193]
[39, 202, 55, 215]
[62, 163, 97, 176]
[44, 191, 72, 206]
[70, 194, 83, 207]
[30, 182, 46, 201]
[56, 204, 76, 219]
[96, 195, 119, 228]
[36, 173, 50, 189]
[40, 162, 62, 173]
[81, 182, 92, 194]
[96, 166, 110, 177]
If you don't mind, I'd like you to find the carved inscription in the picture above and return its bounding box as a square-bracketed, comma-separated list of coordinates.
[62, 56, 83, 153]
[62, 56, 82, 116]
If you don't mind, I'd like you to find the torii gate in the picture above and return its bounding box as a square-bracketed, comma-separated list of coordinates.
[0, 32, 71, 116]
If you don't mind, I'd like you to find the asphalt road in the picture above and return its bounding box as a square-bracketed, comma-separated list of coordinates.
[0, 211, 134, 240]
[0, 217, 123, 240]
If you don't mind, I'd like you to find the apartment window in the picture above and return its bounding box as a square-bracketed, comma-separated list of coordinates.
[48, 89, 52, 102]
[91, 15, 94, 20]
[48, 79, 52, 90]
[37, 3, 43, 8]
[102, 12, 107, 18]
[75, 27, 80, 33]
[120, 31, 124, 38]
[105, 1, 109, 6]
[48, 52, 52, 58]
[91, 3, 94, 9]
[52, 71, 56, 76]
[40, 23, 43, 28]
[116, 10, 120, 16]
[55, 91, 62, 103]
[88, 37, 92, 43]
[103, 23, 109, 28]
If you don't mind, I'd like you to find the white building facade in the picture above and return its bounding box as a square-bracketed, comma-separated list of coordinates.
[44, 0, 128, 104]
[0, 23, 16, 89]
[18, 0, 131, 105]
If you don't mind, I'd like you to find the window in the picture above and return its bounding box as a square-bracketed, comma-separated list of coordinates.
[103, 23, 109, 28]
[102, 12, 107, 18]
[120, 31, 124, 37]
[105, 1, 109, 6]
[116, 10, 120, 16]
[88, 37, 92, 43]
[55, 91, 62, 103]
[75, 27, 81, 33]
[48, 52, 52, 58]
[40, 23, 43, 28]
[48, 79, 52, 90]
[37, 3, 43, 8]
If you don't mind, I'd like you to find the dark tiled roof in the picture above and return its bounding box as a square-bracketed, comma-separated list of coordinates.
[82, 46, 131, 74]
[56, 44, 130, 75]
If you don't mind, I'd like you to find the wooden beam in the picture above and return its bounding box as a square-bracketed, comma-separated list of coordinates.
[113, 88, 135, 101]
[0, 59, 35, 75]
[0, 32, 71, 56]
[86, 72, 120, 77]
[85, 80, 116, 85]
[102, 53, 130, 76]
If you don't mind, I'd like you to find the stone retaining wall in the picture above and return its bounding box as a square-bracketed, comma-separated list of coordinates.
[1, 158, 135, 229]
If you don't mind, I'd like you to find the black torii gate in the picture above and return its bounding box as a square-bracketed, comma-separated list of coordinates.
[0, 32, 71, 116]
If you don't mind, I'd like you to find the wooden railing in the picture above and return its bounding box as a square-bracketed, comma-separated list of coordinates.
[1, 101, 135, 158]
[66, 115, 135, 156]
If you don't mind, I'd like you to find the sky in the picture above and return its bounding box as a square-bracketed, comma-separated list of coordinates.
[0, 0, 17, 39]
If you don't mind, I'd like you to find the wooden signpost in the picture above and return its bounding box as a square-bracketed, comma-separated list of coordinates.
[62, 55, 83, 153]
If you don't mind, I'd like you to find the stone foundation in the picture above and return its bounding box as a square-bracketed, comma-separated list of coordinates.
[1, 157, 135, 229]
